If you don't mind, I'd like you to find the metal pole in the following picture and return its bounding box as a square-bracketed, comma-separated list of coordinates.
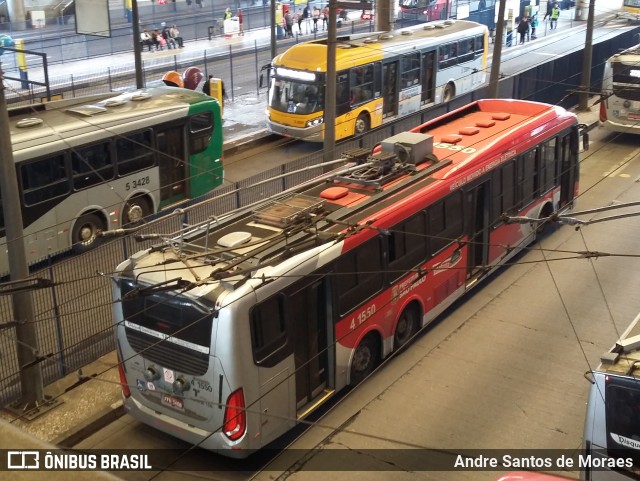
[488, 0, 507, 99]
[131, 0, 144, 89]
[270, 0, 277, 61]
[0, 63, 44, 410]
[323, 0, 337, 169]
[578, 0, 596, 111]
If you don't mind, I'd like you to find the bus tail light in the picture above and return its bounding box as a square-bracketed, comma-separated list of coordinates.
[223, 388, 246, 441]
[117, 360, 131, 399]
[599, 99, 607, 122]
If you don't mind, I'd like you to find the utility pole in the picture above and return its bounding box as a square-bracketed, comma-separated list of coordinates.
[322, 0, 337, 169]
[0, 64, 45, 413]
[488, 0, 507, 98]
[131, 0, 143, 89]
[578, 0, 596, 111]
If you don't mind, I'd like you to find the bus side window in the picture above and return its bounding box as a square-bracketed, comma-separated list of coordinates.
[0, 196, 5, 238]
[116, 130, 155, 176]
[189, 111, 214, 154]
[336, 72, 351, 116]
[72, 141, 114, 190]
[20, 154, 70, 206]
[250, 294, 290, 366]
[334, 237, 383, 315]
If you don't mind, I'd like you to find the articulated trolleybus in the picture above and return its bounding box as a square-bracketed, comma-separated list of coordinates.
[114, 99, 585, 457]
[582, 311, 640, 480]
[600, 44, 640, 134]
[266, 19, 487, 142]
[2, 86, 223, 275]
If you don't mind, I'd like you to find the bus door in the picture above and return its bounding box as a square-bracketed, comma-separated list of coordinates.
[382, 61, 398, 118]
[156, 125, 187, 207]
[288, 276, 333, 415]
[466, 180, 490, 284]
[421, 50, 436, 105]
[559, 132, 578, 208]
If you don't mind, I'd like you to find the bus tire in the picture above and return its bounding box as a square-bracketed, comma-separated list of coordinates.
[72, 213, 104, 253]
[536, 202, 555, 236]
[443, 83, 455, 102]
[124, 196, 151, 226]
[394, 304, 419, 350]
[350, 334, 380, 385]
[354, 113, 370, 137]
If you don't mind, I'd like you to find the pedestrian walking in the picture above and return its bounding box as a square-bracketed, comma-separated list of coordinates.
[517, 16, 529, 44]
[224, 7, 232, 19]
[322, 7, 328, 30]
[297, 9, 304, 34]
[545, 3, 560, 30]
[284, 10, 294, 38]
[237, 8, 244, 35]
[312, 7, 319, 32]
[530, 14, 538, 39]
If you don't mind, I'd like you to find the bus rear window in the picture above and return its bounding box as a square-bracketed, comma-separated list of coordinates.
[119, 280, 213, 349]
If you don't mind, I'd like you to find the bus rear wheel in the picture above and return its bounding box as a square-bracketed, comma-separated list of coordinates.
[354, 113, 370, 137]
[443, 83, 455, 102]
[124, 197, 151, 226]
[72, 213, 104, 253]
[394, 305, 419, 350]
[350, 334, 379, 385]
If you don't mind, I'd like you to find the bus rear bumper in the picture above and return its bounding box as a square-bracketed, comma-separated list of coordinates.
[123, 396, 252, 458]
[266, 120, 323, 142]
[602, 119, 640, 134]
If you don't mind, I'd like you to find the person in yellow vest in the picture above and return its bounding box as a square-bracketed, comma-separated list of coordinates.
[544, 3, 560, 30]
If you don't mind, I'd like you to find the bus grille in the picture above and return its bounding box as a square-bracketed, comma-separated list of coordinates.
[125, 328, 210, 376]
[613, 87, 640, 101]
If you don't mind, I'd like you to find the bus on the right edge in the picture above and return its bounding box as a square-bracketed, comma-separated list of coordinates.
[600, 44, 640, 134]
[582, 311, 640, 480]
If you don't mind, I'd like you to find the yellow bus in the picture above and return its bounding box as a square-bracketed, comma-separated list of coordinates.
[266, 19, 488, 142]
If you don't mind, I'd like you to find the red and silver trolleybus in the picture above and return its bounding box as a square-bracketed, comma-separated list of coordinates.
[113, 99, 586, 457]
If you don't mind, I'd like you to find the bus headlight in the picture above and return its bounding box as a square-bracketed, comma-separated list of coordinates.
[306, 117, 323, 128]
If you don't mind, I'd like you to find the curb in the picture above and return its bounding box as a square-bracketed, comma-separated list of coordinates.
[54, 400, 125, 448]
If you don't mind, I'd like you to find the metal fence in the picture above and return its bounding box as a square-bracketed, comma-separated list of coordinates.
[1, 25, 639, 407]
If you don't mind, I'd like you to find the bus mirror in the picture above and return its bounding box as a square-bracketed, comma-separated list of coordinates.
[582, 132, 589, 151]
[259, 73, 264, 89]
[583, 370, 595, 384]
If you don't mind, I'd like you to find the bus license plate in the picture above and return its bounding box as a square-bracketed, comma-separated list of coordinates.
[161, 393, 184, 410]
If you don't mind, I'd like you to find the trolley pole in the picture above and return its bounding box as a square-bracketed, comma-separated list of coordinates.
[322, 0, 337, 169]
[0, 64, 45, 412]
[488, 0, 507, 99]
[578, 0, 596, 111]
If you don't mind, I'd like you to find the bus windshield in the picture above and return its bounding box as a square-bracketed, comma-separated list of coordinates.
[624, 0, 640, 7]
[269, 78, 324, 115]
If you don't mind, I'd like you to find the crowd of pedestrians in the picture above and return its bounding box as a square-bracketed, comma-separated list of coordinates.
[140, 22, 183, 51]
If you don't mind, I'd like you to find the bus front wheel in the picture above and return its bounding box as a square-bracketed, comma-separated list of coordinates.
[443, 83, 455, 102]
[350, 334, 379, 385]
[124, 197, 151, 226]
[354, 113, 370, 137]
[72, 213, 104, 253]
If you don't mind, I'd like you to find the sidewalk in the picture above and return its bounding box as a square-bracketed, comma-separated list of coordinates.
[0, 8, 606, 471]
